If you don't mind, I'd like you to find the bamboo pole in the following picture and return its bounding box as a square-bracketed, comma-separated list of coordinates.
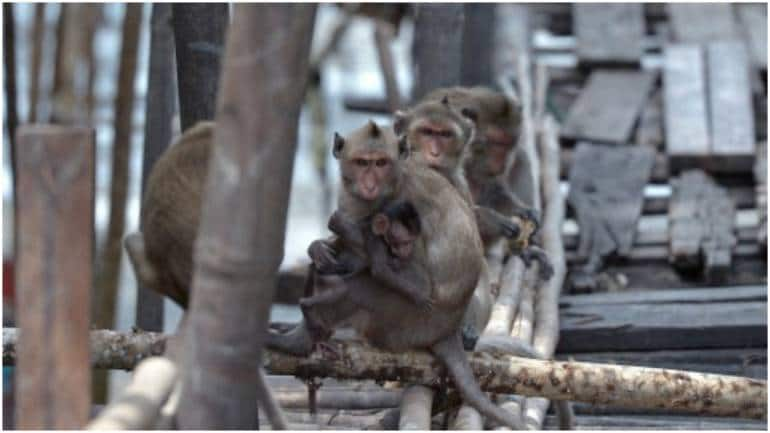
[4, 329, 765, 420]
[176, 5, 316, 428]
[86, 357, 177, 430]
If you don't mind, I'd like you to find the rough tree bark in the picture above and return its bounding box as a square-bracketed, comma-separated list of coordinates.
[136, 2, 176, 332]
[9, 330, 763, 420]
[411, 4, 465, 100]
[13, 126, 95, 429]
[92, 3, 142, 403]
[171, 3, 228, 131]
[461, 3, 495, 87]
[176, 4, 316, 429]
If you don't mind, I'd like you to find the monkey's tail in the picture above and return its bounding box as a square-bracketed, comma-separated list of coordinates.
[430, 332, 525, 430]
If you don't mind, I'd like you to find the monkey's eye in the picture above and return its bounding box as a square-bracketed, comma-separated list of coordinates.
[354, 158, 368, 167]
[418, 127, 434, 136]
[439, 130, 453, 138]
[375, 158, 389, 167]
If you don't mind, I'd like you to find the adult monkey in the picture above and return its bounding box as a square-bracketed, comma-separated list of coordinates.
[267, 122, 525, 430]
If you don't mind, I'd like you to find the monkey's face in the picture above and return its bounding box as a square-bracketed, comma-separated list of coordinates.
[409, 119, 465, 170]
[483, 125, 516, 176]
[385, 222, 416, 259]
[343, 150, 397, 201]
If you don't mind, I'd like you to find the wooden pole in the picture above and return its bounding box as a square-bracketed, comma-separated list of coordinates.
[461, 3, 496, 87]
[171, 3, 228, 131]
[176, 4, 316, 428]
[28, 3, 45, 123]
[92, 3, 142, 403]
[13, 125, 95, 429]
[136, 2, 176, 332]
[86, 357, 177, 430]
[6, 329, 765, 420]
[411, 4, 465, 100]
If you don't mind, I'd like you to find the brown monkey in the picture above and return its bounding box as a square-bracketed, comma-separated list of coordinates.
[123, 121, 287, 429]
[267, 121, 526, 430]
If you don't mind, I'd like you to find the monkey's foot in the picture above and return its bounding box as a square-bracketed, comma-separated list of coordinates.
[265, 325, 315, 357]
[461, 324, 479, 351]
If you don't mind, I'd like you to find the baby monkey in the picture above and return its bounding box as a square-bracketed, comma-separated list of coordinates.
[301, 200, 433, 339]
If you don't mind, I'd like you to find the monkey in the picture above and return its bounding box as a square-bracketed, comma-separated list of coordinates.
[122, 121, 287, 430]
[299, 199, 434, 339]
[266, 121, 527, 430]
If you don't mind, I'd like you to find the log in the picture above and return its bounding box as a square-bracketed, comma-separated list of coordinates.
[92, 4, 142, 403]
[275, 389, 401, 410]
[561, 70, 656, 144]
[5, 329, 766, 419]
[399, 385, 433, 430]
[136, 2, 176, 332]
[707, 41, 756, 172]
[14, 125, 95, 429]
[171, 3, 228, 131]
[86, 357, 177, 430]
[176, 5, 316, 429]
[411, 4, 464, 100]
[573, 3, 644, 66]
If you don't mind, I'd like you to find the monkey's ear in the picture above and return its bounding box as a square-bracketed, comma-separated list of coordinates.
[460, 107, 479, 124]
[332, 132, 345, 159]
[371, 213, 390, 236]
[368, 120, 381, 137]
[398, 135, 410, 159]
[393, 110, 409, 136]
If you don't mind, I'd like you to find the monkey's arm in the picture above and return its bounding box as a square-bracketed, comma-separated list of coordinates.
[327, 210, 365, 248]
[366, 235, 433, 312]
[474, 205, 523, 241]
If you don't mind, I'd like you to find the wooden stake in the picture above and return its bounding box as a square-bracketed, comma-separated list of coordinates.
[176, 5, 316, 428]
[14, 125, 95, 429]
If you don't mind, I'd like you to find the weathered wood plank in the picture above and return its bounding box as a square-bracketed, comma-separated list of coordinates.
[667, 3, 739, 44]
[707, 41, 756, 170]
[14, 125, 95, 429]
[635, 89, 663, 150]
[561, 71, 656, 144]
[669, 170, 737, 279]
[558, 300, 767, 352]
[567, 142, 655, 291]
[663, 44, 710, 166]
[736, 3, 768, 69]
[560, 284, 766, 307]
[573, 4, 644, 66]
[544, 414, 767, 430]
[755, 142, 767, 249]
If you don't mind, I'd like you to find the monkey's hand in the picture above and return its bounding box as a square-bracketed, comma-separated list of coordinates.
[520, 246, 554, 281]
[308, 239, 339, 271]
[511, 207, 541, 236]
[409, 291, 435, 313]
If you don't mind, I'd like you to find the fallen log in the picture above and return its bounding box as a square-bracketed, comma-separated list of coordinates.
[4, 328, 765, 420]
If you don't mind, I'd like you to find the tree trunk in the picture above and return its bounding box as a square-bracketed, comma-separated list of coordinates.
[411, 4, 464, 100]
[50, 3, 77, 123]
[28, 3, 45, 123]
[176, 4, 316, 429]
[92, 3, 143, 404]
[4, 3, 18, 259]
[171, 3, 228, 131]
[136, 2, 176, 332]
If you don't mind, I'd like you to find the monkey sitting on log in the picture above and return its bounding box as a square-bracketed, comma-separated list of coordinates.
[299, 199, 434, 341]
[267, 121, 527, 430]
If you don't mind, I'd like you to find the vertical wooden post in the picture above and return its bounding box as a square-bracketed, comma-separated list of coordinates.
[171, 3, 228, 131]
[411, 4, 464, 100]
[14, 125, 95, 429]
[461, 3, 495, 87]
[136, 3, 176, 332]
[177, 4, 316, 429]
[92, 3, 142, 403]
[28, 3, 45, 123]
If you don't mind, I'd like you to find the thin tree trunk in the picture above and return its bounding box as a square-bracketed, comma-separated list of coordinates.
[6, 329, 765, 420]
[176, 4, 316, 428]
[50, 3, 76, 124]
[461, 3, 495, 87]
[4, 3, 18, 261]
[373, 21, 401, 111]
[136, 3, 176, 333]
[171, 3, 228, 131]
[411, 4, 465, 100]
[28, 3, 45, 123]
[92, 3, 143, 404]
[79, 4, 103, 124]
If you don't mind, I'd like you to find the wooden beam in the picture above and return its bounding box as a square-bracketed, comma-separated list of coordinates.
[573, 3, 644, 66]
[561, 70, 656, 144]
[176, 5, 316, 429]
[707, 41, 756, 172]
[667, 3, 739, 44]
[14, 125, 95, 429]
[171, 3, 228, 131]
